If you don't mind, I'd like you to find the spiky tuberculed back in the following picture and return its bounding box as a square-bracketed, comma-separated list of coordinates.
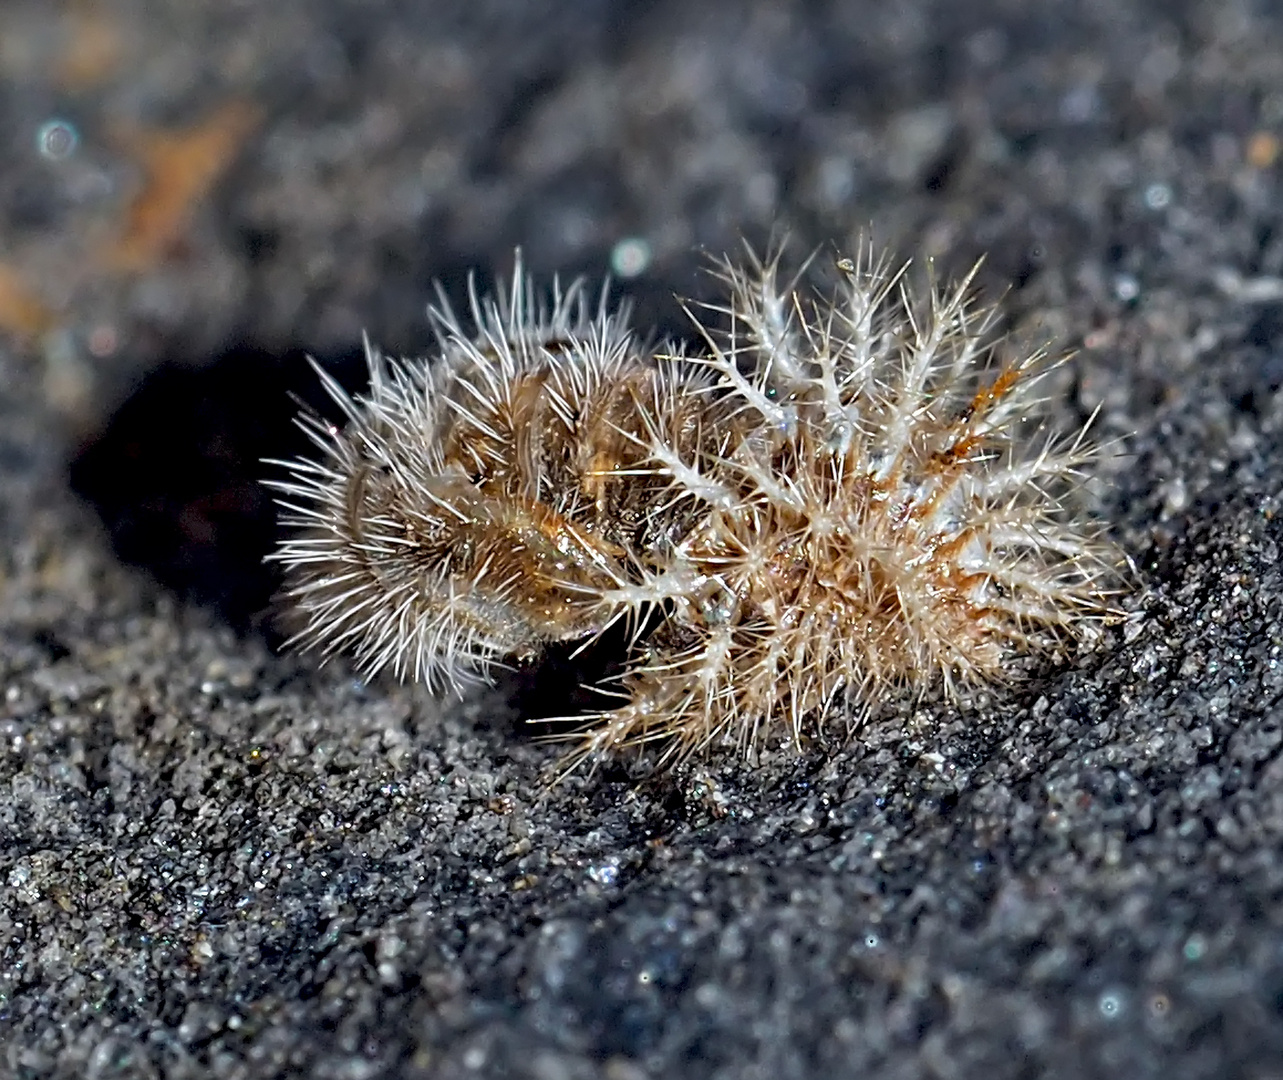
[266, 377, 581, 688]
[268, 259, 732, 690]
[269, 243, 1122, 772]
[268, 261, 628, 688]
[550, 247, 1119, 768]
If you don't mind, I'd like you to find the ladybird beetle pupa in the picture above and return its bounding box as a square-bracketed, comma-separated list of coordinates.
[267, 243, 1122, 773]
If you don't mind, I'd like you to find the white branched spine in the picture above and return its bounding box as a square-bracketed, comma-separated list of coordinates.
[268, 243, 1121, 772]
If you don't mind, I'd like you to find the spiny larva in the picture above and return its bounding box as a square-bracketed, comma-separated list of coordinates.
[267, 243, 1121, 773]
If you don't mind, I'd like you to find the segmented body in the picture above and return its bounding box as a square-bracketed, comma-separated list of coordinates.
[269, 245, 1118, 770]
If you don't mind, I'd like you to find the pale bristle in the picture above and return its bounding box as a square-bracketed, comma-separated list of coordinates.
[266, 243, 1123, 774]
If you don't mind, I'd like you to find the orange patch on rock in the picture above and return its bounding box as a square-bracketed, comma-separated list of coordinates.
[0, 264, 54, 338]
[105, 101, 261, 272]
[1247, 131, 1280, 170]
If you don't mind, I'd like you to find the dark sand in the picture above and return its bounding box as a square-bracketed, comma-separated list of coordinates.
[3, 1, 1283, 1076]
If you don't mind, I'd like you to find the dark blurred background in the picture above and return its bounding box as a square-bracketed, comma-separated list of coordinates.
[0, 0, 1273, 628]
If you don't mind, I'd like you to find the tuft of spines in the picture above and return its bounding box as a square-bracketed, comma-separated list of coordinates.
[267, 243, 1122, 773]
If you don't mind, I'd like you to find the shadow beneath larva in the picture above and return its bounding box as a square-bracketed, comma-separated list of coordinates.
[65, 266, 704, 736]
[505, 613, 677, 747]
[67, 251, 696, 638]
[69, 343, 371, 635]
